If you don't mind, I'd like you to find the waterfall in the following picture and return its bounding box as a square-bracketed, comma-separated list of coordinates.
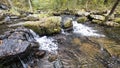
[72, 21, 105, 37]
[29, 29, 58, 54]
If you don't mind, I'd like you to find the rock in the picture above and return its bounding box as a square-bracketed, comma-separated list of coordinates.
[92, 19, 102, 24]
[21, 15, 39, 21]
[52, 11, 61, 16]
[90, 10, 107, 15]
[0, 3, 9, 10]
[90, 14, 105, 21]
[63, 18, 73, 29]
[76, 10, 90, 16]
[34, 50, 46, 58]
[48, 55, 57, 62]
[24, 16, 61, 35]
[77, 17, 88, 23]
[0, 27, 46, 66]
[105, 21, 120, 27]
[0, 13, 4, 21]
[114, 18, 120, 23]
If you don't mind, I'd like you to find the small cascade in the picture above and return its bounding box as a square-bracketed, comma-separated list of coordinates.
[36, 36, 58, 54]
[72, 21, 105, 37]
[30, 29, 58, 54]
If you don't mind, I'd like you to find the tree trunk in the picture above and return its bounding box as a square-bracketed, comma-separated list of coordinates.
[104, 0, 120, 22]
[28, 0, 33, 12]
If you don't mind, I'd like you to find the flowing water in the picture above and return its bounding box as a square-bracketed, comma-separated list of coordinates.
[0, 16, 120, 68]
[72, 21, 105, 37]
[30, 29, 58, 54]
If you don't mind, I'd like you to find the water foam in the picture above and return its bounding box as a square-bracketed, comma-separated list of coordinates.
[72, 21, 105, 37]
[30, 29, 58, 54]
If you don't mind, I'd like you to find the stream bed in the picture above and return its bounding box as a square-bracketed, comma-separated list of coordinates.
[0, 15, 120, 68]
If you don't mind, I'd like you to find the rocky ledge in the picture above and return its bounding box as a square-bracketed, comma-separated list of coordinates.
[0, 27, 46, 66]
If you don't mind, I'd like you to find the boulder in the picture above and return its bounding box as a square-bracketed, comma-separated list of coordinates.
[90, 14, 105, 21]
[0, 27, 46, 66]
[77, 17, 88, 23]
[92, 19, 102, 24]
[63, 18, 73, 29]
[114, 18, 120, 23]
[76, 10, 90, 16]
[24, 16, 61, 35]
[105, 21, 120, 27]
[21, 15, 39, 21]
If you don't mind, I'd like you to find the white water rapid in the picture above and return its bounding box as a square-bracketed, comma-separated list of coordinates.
[72, 21, 105, 37]
[30, 30, 58, 54]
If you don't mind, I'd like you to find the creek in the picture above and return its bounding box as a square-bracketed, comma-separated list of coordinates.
[0, 15, 120, 68]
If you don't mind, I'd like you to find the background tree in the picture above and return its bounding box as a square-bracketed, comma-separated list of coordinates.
[104, 0, 120, 22]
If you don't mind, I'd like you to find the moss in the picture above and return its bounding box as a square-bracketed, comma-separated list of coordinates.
[77, 17, 87, 23]
[90, 14, 105, 21]
[92, 19, 102, 24]
[114, 18, 120, 23]
[24, 16, 61, 35]
[63, 18, 73, 29]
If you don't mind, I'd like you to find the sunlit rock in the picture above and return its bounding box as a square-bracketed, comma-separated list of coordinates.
[63, 18, 73, 29]
[90, 14, 105, 21]
[92, 19, 102, 24]
[24, 16, 61, 35]
[105, 21, 120, 27]
[76, 9, 90, 16]
[114, 18, 120, 23]
[77, 17, 88, 23]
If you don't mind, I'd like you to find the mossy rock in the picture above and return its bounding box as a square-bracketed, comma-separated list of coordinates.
[114, 18, 120, 23]
[92, 19, 102, 24]
[105, 21, 120, 27]
[63, 18, 73, 29]
[24, 16, 61, 35]
[90, 14, 105, 21]
[77, 17, 88, 23]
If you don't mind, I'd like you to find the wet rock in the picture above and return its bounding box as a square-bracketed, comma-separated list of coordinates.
[90, 14, 105, 21]
[0, 27, 45, 66]
[24, 16, 61, 35]
[48, 55, 57, 62]
[54, 58, 64, 68]
[77, 17, 88, 23]
[34, 50, 46, 58]
[62, 18, 73, 29]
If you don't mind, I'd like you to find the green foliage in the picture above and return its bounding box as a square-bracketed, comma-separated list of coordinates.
[1, 0, 120, 11]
